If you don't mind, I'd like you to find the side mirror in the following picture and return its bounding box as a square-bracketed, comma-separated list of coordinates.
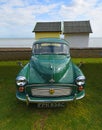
[17, 61, 23, 67]
[78, 62, 84, 68]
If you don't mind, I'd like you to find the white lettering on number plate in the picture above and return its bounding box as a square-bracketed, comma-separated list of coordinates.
[37, 102, 65, 108]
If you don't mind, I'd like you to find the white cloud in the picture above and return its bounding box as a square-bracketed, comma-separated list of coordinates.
[0, 0, 102, 37]
[0, 0, 58, 37]
[58, 0, 102, 37]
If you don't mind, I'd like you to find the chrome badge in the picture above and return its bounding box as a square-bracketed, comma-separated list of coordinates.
[49, 78, 55, 83]
[49, 88, 55, 94]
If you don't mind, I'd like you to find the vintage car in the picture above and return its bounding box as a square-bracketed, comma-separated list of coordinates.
[16, 38, 85, 107]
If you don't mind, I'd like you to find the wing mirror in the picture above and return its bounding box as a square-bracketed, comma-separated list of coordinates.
[17, 61, 23, 67]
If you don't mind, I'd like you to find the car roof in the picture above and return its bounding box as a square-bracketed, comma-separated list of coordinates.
[34, 38, 69, 45]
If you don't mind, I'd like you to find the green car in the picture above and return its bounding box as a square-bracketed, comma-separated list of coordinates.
[16, 38, 85, 107]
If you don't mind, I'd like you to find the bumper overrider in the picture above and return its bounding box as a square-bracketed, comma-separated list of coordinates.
[16, 84, 85, 105]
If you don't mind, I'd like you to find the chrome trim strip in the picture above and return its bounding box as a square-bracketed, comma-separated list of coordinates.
[76, 93, 85, 100]
[26, 83, 77, 87]
[16, 93, 26, 102]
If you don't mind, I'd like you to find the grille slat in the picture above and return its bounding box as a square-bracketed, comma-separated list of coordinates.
[31, 87, 72, 97]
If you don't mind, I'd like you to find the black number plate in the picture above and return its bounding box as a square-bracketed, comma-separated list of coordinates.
[37, 102, 65, 108]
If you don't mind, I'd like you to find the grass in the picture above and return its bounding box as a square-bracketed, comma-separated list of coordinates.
[0, 58, 102, 130]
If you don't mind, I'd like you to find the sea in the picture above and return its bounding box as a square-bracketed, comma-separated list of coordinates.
[0, 38, 34, 48]
[0, 38, 102, 48]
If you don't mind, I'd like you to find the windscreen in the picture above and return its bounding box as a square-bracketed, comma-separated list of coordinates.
[33, 42, 69, 55]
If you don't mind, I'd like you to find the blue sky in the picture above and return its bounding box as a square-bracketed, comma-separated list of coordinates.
[0, 0, 102, 38]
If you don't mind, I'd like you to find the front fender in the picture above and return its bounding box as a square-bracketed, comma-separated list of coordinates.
[72, 63, 85, 78]
[17, 63, 30, 80]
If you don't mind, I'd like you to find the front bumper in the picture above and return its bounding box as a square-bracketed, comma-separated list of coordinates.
[16, 90, 85, 104]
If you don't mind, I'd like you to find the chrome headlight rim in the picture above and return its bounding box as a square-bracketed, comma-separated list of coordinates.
[76, 76, 85, 86]
[16, 76, 27, 86]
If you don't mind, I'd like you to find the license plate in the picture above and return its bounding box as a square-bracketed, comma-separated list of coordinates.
[37, 102, 65, 108]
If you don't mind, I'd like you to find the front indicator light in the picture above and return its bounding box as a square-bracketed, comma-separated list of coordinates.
[78, 86, 83, 91]
[18, 86, 25, 92]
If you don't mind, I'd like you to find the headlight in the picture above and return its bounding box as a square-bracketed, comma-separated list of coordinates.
[16, 76, 27, 86]
[76, 76, 85, 86]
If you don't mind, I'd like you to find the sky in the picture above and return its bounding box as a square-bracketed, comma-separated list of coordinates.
[0, 0, 102, 38]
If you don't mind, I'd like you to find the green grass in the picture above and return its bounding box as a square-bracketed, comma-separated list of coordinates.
[0, 58, 102, 130]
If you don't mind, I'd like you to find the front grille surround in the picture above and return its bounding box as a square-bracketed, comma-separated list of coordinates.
[25, 84, 77, 97]
[31, 87, 72, 97]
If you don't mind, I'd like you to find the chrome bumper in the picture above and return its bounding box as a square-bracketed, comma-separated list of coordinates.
[16, 90, 85, 105]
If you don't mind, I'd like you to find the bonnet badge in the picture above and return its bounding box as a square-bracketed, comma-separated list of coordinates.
[49, 88, 55, 94]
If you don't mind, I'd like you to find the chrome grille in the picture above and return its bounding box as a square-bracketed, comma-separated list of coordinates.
[31, 87, 72, 97]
